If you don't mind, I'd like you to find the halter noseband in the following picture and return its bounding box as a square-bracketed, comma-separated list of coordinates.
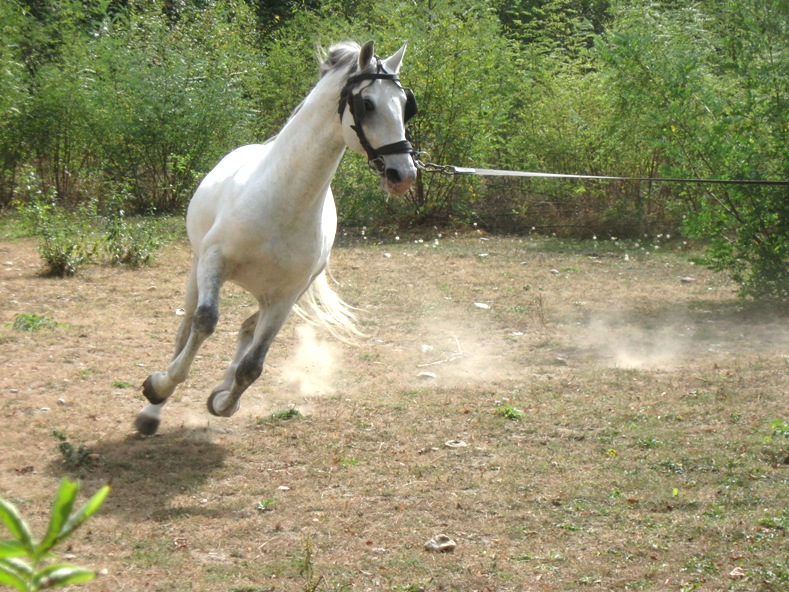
[338, 58, 418, 174]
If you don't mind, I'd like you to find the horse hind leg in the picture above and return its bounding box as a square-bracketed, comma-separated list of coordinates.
[172, 259, 199, 357]
[140, 258, 199, 406]
[136, 249, 224, 434]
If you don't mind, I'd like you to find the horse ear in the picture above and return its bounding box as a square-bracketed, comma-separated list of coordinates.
[359, 40, 375, 71]
[383, 43, 407, 74]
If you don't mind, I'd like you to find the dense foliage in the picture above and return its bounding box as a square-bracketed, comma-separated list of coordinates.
[1, 0, 787, 297]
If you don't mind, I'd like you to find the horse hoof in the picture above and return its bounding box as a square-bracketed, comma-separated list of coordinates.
[142, 374, 168, 405]
[207, 391, 239, 418]
[134, 411, 160, 436]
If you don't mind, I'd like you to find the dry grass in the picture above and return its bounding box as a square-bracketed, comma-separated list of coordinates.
[1, 231, 787, 592]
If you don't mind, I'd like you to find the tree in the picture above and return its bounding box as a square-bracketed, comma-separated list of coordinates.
[598, 0, 789, 298]
[0, 0, 30, 206]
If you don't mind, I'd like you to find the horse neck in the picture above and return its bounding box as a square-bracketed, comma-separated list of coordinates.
[267, 75, 347, 203]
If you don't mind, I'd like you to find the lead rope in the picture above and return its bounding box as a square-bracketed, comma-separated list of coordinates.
[413, 155, 789, 186]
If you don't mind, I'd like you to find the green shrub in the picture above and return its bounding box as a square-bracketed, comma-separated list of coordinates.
[767, 420, 789, 464]
[14, 169, 97, 277]
[82, 1, 258, 214]
[0, 0, 29, 208]
[52, 431, 95, 471]
[102, 193, 160, 267]
[14, 169, 164, 273]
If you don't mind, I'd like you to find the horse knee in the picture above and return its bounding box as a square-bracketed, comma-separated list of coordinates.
[193, 303, 219, 337]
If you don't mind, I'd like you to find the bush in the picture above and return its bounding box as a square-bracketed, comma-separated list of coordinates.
[0, 0, 29, 208]
[101, 192, 160, 267]
[83, 1, 258, 214]
[11, 313, 58, 332]
[22, 62, 96, 206]
[14, 168, 161, 274]
[14, 168, 97, 277]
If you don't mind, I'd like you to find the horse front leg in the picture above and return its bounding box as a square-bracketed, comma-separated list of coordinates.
[135, 250, 223, 434]
[209, 312, 258, 398]
[171, 260, 199, 359]
[133, 311, 195, 435]
[207, 300, 293, 418]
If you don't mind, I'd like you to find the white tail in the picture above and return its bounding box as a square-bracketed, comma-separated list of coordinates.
[294, 270, 362, 343]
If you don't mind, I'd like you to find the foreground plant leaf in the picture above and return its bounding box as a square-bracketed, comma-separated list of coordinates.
[32, 563, 96, 589]
[0, 500, 34, 556]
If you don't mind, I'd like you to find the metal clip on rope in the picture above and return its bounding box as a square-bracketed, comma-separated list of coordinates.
[414, 154, 458, 176]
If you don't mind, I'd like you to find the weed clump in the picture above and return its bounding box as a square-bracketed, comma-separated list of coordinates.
[52, 430, 95, 470]
[11, 314, 58, 332]
[259, 408, 303, 425]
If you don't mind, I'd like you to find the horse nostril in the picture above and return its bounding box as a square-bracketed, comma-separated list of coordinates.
[385, 168, 402, 185]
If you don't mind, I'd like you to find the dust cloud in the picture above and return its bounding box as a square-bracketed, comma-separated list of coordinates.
[169, 324, 340, 428]
[577, 307, 789, 370]
[409, 308, 524, 386]
[580, 316, 690, 369]
[278, 324, 340, 397]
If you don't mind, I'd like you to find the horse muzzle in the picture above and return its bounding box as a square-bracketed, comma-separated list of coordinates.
[370, 154, 417, 196]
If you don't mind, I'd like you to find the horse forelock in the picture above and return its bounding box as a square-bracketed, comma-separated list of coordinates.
[319, 41, 366, 80]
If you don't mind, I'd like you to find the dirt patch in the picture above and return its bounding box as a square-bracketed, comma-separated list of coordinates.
[1, 234, 787, 591]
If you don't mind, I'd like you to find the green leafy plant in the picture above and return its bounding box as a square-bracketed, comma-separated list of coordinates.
[0, 478, 110, 591]
[494, 397, 525, 420]
[598, 1, 789, 299]
[771, 419, 789, 440]
[12, 314, 57, 332]
[14, 171, 161, 273]
[765, 419, 789, 464]
[267, 408, 303, 422]
[52, 431, 94, 470]
[85, 3, 256, 215]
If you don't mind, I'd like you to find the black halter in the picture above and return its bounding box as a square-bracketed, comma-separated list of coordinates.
[338, 58, 418, 174]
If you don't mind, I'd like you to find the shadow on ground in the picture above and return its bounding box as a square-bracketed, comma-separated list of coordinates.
[47, 427, 228, 522]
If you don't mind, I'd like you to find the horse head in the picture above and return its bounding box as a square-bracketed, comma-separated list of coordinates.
[339, 41, 418, 197]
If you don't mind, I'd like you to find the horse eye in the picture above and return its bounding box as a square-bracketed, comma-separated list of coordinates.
[363, 99, 374, 112]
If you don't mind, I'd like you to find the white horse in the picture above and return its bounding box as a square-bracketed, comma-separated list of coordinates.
[135, 40, 418, 435]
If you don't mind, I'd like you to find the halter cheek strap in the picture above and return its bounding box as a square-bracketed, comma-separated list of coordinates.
[338, 59, 418, 174]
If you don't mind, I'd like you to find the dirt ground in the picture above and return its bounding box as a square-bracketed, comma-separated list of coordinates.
[1, 232, 787, 591]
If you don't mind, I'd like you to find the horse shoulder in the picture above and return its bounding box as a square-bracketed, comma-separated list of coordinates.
[186, 144, 273, 242]
[202, 144, 272, 189]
